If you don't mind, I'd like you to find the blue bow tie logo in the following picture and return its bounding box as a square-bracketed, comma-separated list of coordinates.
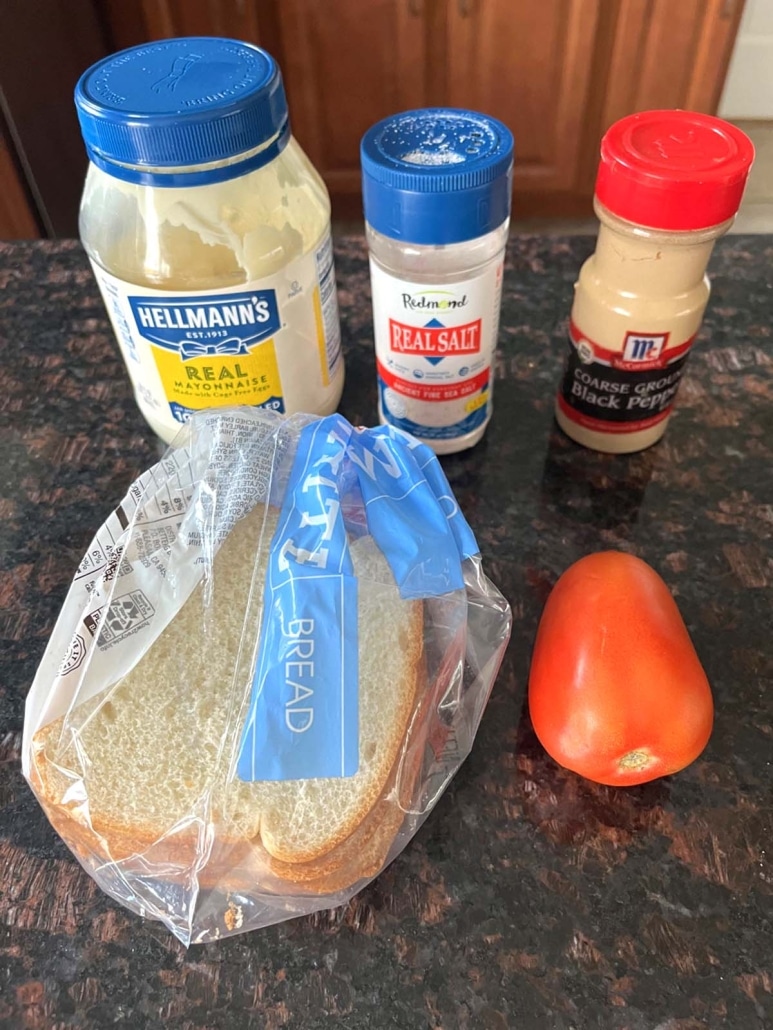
[179, 338, 249, 361]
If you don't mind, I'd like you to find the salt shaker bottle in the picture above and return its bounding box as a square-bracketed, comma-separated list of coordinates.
[362, 108, 514, 455]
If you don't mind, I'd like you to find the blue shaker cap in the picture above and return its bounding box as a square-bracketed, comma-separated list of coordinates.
[361, 108, 514, 245]
[75, 38, 291, 186]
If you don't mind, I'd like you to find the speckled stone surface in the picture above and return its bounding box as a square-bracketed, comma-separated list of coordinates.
[1, 236, 772, 1029]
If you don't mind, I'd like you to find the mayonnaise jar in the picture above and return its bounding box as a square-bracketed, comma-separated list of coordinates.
[75, 38, 343, 444]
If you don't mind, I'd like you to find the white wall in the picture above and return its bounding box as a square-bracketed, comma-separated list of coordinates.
[719, 0, 773, 119]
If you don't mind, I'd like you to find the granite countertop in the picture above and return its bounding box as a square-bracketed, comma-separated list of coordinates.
[1, 236, 772, 1029]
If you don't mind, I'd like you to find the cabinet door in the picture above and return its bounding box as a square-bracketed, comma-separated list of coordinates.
[95, 0, 746, 222]
[601, 0, 746, 130]
[99, 0, 261, 46]
[0, 0, 107, 237]
[0, 129, 39, 239]
[446, 0, 601, 195]
[276, 0, 431, 214]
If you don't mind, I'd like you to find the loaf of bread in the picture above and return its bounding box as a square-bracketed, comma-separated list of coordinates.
[31, 504, 424, 892]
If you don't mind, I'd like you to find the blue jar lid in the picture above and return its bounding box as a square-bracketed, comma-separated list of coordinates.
[361, 108, 514, 245]
[75, 38, 291, 187]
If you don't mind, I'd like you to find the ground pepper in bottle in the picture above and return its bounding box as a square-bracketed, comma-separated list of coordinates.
[556, 110, 755, 454]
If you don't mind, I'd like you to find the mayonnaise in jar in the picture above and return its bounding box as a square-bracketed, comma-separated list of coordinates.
[75, 38, 344, 444]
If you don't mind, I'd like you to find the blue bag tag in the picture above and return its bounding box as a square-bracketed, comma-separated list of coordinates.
[237, 415, 359, 782]
[370, 426, 479, 563]
[346, 427, 471, 600]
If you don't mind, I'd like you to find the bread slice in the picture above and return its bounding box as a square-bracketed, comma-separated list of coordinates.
[188, 651, 431, 904]
[32, 503, 423, 875]
[202, 733, 421, 899]
[264, 706, 426, 893]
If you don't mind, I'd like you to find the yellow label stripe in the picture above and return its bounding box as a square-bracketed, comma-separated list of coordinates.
[152, 338, 283, 413]
[312, 285, 330, 388]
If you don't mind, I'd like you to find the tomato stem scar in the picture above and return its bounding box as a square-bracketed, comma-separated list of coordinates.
[618, 749, 654, 770]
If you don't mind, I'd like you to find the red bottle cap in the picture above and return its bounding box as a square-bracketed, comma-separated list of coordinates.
[595, 110, 755, 231]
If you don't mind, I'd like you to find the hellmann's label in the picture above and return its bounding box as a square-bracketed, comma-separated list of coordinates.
[557, 321, 694, 435]
[129, 291, 284, 425]
[89, 232, 341, 438]
[237, 414, 479, 782]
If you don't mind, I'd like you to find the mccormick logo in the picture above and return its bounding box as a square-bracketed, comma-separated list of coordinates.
[622, 332, 668, 363]
[389, 317, 482, 364]
[127, 291, 281, 360]
[401, 290, 468, 311]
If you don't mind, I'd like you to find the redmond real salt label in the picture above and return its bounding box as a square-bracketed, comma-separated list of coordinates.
[370, 260, 503, 443]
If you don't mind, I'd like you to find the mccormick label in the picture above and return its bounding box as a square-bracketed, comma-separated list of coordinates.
[370, 261, 503, 444]
[557, 321, 695, 435]
[90, 232, 342, 440]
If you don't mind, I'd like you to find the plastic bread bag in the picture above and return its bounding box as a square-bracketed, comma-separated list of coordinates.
[23, 409, 511, 945]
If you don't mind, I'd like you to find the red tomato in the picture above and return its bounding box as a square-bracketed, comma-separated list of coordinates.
[528, 552, 713, 786]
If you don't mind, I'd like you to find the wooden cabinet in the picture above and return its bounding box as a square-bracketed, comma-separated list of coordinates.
[99, 0, 745, 221]
[447, 0, 745, 214]
[447, 0, 602, 197]
[0, 0, 112, 238]
[602, 0, 745, 128]
[275, 0, 433, 208]
[0, 128, 39, 239]
[0, 0, 747, 237]
[109, 0, 436, 216]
